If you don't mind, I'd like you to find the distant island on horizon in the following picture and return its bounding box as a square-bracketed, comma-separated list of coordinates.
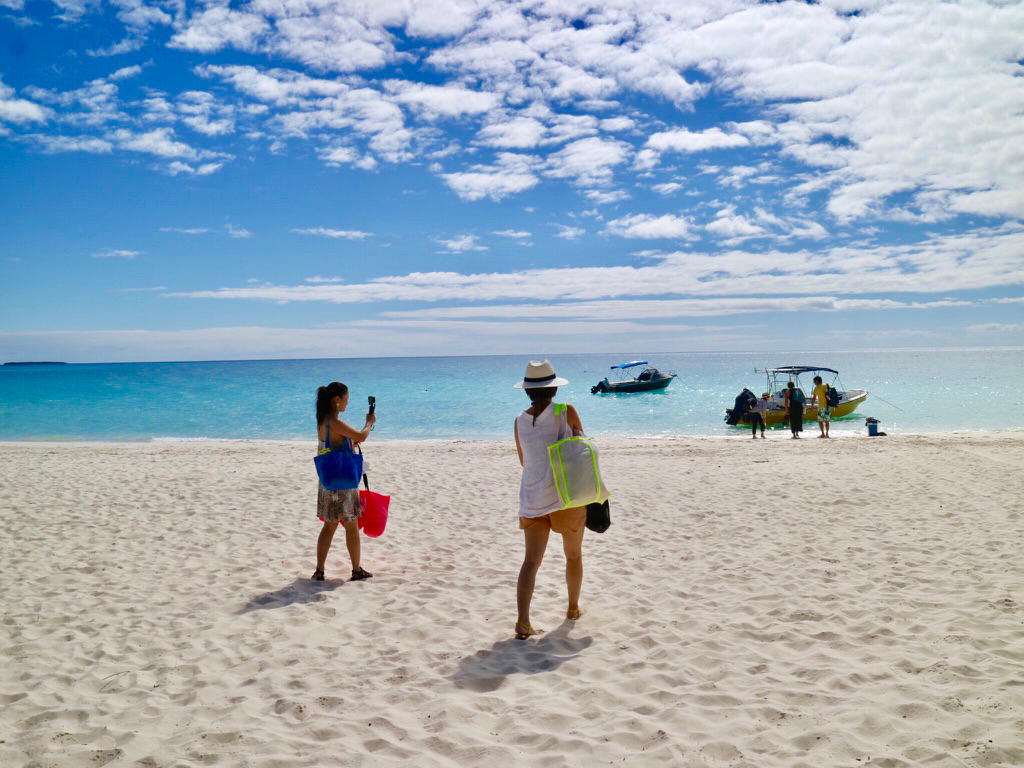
[3, 361, 69, 366]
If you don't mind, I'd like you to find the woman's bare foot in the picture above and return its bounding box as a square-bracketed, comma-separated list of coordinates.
[566, 607, 584, 621]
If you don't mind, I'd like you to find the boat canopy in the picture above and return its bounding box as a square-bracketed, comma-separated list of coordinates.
[611, 361, 648, 370]
[762, 366, 839, 375]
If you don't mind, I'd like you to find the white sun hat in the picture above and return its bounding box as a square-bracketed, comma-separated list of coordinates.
[514, 359, 569, 389]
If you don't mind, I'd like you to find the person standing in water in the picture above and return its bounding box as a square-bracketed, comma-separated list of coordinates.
[512, 360, 588, 640]
[811, 375, 831, 438]
[750, 392, 769, 438]
[785, 380, 806, 439]
[313, 381, 376, 582]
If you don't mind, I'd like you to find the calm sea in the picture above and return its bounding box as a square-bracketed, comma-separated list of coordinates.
[1, 349, 1021, 441]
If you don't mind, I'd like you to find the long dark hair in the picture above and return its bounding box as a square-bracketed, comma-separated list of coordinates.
[526, 386, 557, 425]
[316, 381, 348, 425]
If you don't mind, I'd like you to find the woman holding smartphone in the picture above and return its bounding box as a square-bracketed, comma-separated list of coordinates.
[312, 381, 376, 581]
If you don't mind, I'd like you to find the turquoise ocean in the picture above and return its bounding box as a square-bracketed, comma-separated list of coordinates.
[1, 349, 1021, 441]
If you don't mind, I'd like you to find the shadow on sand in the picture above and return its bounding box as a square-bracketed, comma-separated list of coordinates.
[451, 620, 593, 692]
[238, 577, 345, 613]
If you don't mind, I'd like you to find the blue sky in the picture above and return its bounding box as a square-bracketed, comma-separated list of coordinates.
[2, 0, 1022, 362]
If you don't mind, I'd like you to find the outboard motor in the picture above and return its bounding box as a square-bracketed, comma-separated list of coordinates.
[727, 388, 757, 425]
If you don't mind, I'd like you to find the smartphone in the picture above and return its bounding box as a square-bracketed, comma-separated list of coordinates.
[368, 395, 376, 415]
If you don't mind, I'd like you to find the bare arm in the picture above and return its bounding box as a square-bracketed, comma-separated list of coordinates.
[514, 420, 523, 466]
[320, 413, 375, 447]
[566, 404, 585, 437]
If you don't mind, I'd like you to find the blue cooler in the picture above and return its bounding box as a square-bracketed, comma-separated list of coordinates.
[866, 418, 879, 437]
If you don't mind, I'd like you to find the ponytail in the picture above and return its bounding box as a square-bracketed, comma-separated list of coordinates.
[526, 386, 557, 426]
[316, 381, 348, 425]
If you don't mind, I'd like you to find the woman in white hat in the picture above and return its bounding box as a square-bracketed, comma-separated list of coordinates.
[513, 360, 587, 639]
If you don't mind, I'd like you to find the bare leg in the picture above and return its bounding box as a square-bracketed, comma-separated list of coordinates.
[316, 521, 339, 573]
[516, 523, 550, 635]
[342, 519, 361, 571]
[561, 522, 585, 618]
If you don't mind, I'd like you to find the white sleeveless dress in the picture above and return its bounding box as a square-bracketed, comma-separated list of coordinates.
[516, 404, 569, 518]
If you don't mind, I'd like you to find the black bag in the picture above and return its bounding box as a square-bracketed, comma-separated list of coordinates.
[586, 500, 611, 533]
[826, 387, 840, 407]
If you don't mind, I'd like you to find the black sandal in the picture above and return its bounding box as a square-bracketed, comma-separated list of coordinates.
[311, 569, 325, 581]
[351, 567, 373, 581]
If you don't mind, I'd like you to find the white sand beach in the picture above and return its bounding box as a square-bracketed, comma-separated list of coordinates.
[2, 433, 1023, 767]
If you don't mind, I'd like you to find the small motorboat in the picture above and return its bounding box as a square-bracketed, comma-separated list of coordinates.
[591, 361, 677, 394]
[725, 366, 868, 426]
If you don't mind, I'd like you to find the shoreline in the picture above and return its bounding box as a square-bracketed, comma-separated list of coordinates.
[2, 423, 1024, 448]
[2, 425, 1023, 446]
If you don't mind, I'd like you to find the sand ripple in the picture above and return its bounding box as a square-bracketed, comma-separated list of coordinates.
[2, 434, 1023, 766]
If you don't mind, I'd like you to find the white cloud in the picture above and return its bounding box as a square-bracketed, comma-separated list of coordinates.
[652, 182, 683, 196]
[165, 161, 223, 176]
[599, 117, 635, 132]
[435, 234, 488, 253]
[584, 188, 629, 205]
[170, 8, 269, 54]
[476, 117, 545, 149]
[442, 152, 541, 201]
[87, 36, 144, 58]
[646, 128, 751, 153]
[967, 323, 1024, 333]
[381, 296, 976, 321]
[320, 146, 359, 166]
[555, 225, 586, 241]
[443, 169, 538, 201]
[6, 0, 1024, 266]
[0, 326, 433, 363]
[545, 136, 630, 187]
[31, 135, 112, 154]
[492, 230, 531, 238]
[160, 227, 209, 234]
[292, 228, 372, 239]
[0, 77, 50, 124]
[385, 81, 497, 118]
[606, 213, 693, 240]
[705, 208, 767, 242]
[167, 225, 1024, 305]
[112, 128, 196, 159]
[109, 65, 143, 81]
[226, 224, 252, 238]
[93, 249, 142, 259]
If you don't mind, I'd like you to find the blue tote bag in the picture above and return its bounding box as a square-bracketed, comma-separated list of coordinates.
[314, 423, 363, 490]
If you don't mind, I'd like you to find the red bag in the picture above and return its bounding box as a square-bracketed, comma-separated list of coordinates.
[358, 475, 390, 537]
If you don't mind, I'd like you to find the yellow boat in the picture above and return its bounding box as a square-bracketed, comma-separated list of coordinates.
[725, 366, 868, 427]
